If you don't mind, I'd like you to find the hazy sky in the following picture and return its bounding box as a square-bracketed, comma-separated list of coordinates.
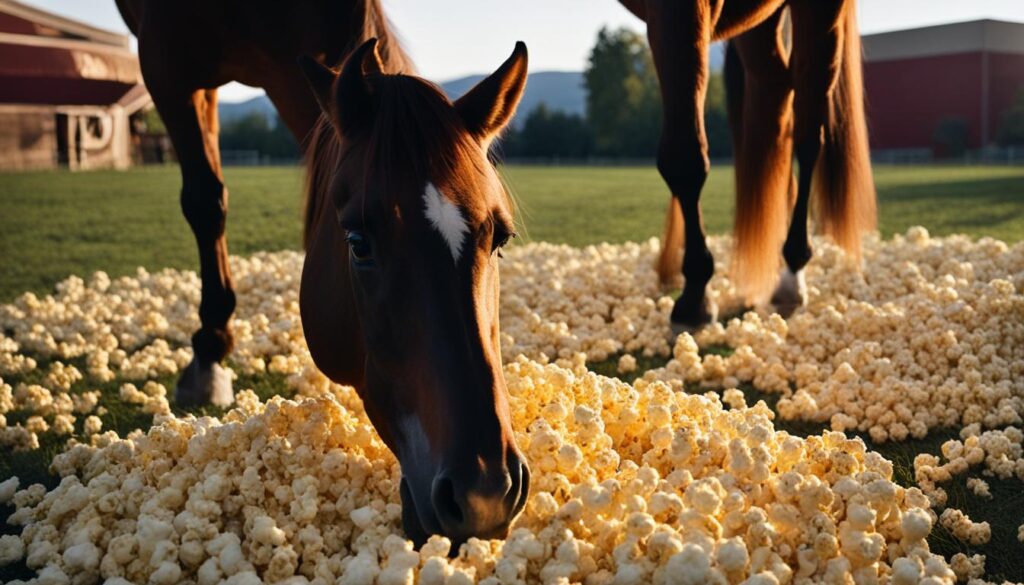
[24, 0, 1024, 102]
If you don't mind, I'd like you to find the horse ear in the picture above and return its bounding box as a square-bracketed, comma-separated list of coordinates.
[297, 55, 336, 116]
[455, 42, 528, 144]
[334, 38, 384, 134]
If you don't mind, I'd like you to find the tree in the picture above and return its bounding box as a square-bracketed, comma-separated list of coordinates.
[137, 106, 166, 134]
[503, 104, 593, 159]
[584, 28, 732, 159]
[219, 112, 300, 160]
[584, 27, 661, 158]
[997, 87, 1024, 147]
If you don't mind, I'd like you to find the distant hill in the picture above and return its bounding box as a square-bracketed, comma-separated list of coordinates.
[218, 95, 278, 126]
[216, 44, 725, 127]
[216, 71, 586, 129]
[441, 71, 585, 128]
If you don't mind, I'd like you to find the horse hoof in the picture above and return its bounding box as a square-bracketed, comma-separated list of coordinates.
[668, 298, 718, 341]
[669, 320, 701, 338]
[176, 359, 234, 407]
[770, 268, 807, 318]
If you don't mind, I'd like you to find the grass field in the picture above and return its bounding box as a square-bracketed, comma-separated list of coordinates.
[2, 164, 1024, 581]
[2, 164, 1022, 301]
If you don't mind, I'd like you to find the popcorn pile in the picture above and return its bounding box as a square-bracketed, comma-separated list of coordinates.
[1, 357, 958, 584]
[0, 363, 104, 452]
[0, 227, 1022, 583]
[643, 228, 1024, 442]
[499, 241, 677, 362]
[4, 229, 1022, 444]
[913, 424, 1024, 509]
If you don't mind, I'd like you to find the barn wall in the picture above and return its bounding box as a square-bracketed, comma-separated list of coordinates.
[989, 52, 1024, 140]
[864, 52, 984, 150]
[0, 105, 56, 170]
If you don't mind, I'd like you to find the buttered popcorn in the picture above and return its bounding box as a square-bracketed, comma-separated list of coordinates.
[2, 358, 956, 584]
[0, 228, 1021, 582]
[2, 230, 1023, 441]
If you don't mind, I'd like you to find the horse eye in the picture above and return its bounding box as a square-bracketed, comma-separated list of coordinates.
[493, 229, 516, 258]
[346, 231, 374, 265]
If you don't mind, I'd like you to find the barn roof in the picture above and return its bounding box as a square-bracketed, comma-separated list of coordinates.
[0, 0, 128, 47]
[864, 19, 1024, 63]
[0, 0, 145, 108]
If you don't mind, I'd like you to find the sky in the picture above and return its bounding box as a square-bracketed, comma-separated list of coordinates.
[24, 0, 1024, 103]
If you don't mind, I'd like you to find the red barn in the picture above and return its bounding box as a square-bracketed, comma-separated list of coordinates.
[862, 20, 1024, 156]
[0, 0, 156, 170]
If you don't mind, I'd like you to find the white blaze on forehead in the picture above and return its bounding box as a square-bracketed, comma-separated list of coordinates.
[423, 182, 469, 262]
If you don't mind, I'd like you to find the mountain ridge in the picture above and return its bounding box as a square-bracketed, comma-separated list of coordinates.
[217, 43, 726, 127]
[218, 70, 586, 129]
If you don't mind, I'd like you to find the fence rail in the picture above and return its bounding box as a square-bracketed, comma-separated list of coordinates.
[220, 150, 300, 167]
[871, 147, 1024, 165]
[216, 149, 1024, 168]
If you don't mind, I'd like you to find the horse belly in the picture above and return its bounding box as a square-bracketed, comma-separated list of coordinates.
[713, 0, 788, 41]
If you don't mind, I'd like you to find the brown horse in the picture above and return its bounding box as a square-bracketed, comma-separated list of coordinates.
[620, 0, 876, 333]
[114, 0, 412, 405]
[298, 40, 530, 546]
[117, 0, 530, 544]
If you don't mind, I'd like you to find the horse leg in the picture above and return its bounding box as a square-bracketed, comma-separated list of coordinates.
[730, 9, 796, 305]
[152, 87, 236, 406]
[646, 0, 716, 336]
[771, 0, 844, 316]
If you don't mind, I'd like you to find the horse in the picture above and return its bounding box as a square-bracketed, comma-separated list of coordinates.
[113, 0, 412, 406]
[116, 0, 531, 543]
[298, 39, 531, 546]
[619, 0, 876, 333]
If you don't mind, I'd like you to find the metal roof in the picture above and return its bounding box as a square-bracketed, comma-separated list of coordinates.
[0, 0, 145, 107]
[863, 19, 1024, 62]
[0, 0, 129, 47]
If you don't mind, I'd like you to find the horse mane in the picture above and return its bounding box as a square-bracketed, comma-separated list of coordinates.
[303, 73, 500, 249]
[348, 0, 415, 75]
[302, 0, 416, 248]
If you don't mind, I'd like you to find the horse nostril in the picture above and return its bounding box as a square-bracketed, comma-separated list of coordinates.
[432, 457, 529, 539]
[431, 474, 465, 527]
[508, 454, 530, 514]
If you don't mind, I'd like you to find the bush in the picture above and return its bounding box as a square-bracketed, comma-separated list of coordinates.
[219, 112, 299, 160]
[997, 88, 1024, 147]
[932, 117, 970, 158]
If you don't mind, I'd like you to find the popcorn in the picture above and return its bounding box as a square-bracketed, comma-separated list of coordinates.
[617, 354, 637, 374]
[0, 358, 958, 583]
[0, 475, 18, 504]
[938, 508, 991, 545]
[1, 228, 1020, 582]
[0, 534, 25, 566]
[949, 553, 985, 582]
[966, 477, 991, 498]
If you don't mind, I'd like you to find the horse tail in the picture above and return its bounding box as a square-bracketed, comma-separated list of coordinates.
[114, 0, 142, 36]
[814, 1, 876, 256]
[730, 23, 796, 302]
[725, 41, 745, 163]
[655, 197, 683, 287]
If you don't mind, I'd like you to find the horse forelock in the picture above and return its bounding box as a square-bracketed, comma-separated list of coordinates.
[304, 69, 513, 251]
[364, 75, 496, 220]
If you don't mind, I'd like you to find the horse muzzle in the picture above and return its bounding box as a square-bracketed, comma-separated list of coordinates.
[401, 450, 530, 550]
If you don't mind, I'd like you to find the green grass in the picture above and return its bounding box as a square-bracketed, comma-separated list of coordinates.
[2, 164, 1023, 301]
[1, 164, 1023, 581]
